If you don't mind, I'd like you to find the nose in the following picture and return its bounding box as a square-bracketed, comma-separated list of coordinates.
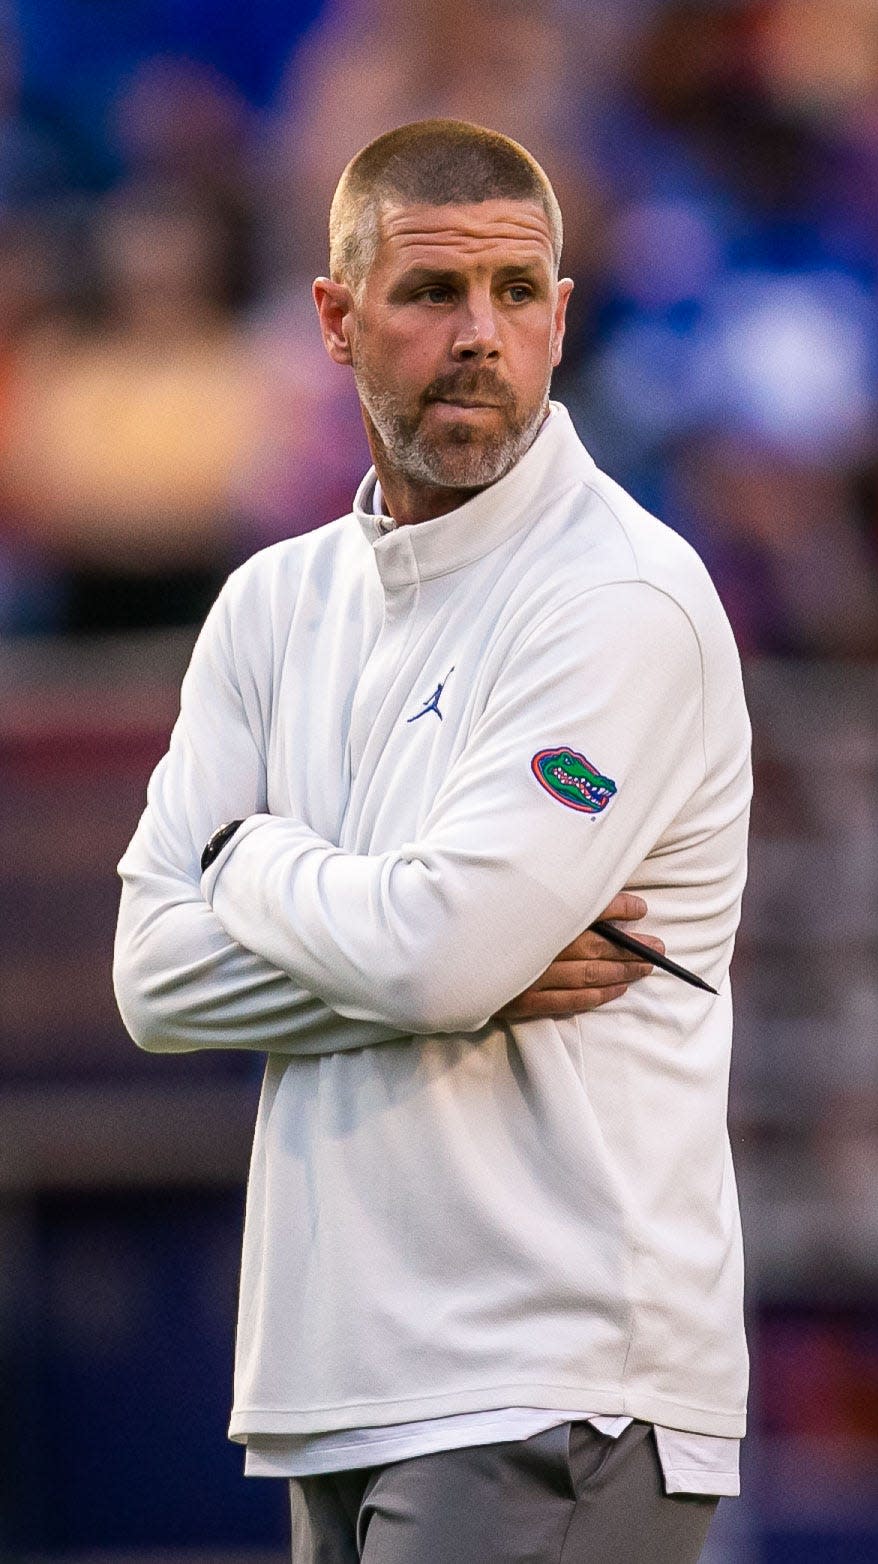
[451, 293, 501, 362]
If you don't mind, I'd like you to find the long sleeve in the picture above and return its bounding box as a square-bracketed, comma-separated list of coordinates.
[113, 582, 405, 1056]
[203, 582, 708, 1036]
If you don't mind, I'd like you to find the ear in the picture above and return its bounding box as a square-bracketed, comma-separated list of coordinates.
[313, 277, 356, 366]
[550, 278, 574, 369]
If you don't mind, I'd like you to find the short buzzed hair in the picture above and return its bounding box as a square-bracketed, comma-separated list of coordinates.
[329, 119, 563, 294]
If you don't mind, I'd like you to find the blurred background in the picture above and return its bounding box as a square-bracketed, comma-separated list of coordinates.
[0, 0, 876, 1559]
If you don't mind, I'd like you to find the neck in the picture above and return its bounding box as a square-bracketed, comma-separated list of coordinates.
[373, 468, 484, 528]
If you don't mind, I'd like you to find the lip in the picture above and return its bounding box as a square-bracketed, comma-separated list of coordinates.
[432, 398, 501, 409]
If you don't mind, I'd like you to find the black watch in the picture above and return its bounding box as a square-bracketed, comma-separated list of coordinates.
[200, 819, 244, 873]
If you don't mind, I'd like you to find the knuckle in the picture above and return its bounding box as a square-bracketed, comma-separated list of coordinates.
[597, 984, 628, 1006]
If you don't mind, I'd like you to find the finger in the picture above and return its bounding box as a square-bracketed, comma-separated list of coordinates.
[528, 959, 653, 991]
[554, 930, 666, 962]
[497, 985, 629, 1021]
[598, 892, 647, 923]
[626, 933, 665, 955]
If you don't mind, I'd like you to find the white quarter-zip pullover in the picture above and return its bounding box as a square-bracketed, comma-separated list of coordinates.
[240, 474, 741, 1498]
[114, 404, 751, 1466]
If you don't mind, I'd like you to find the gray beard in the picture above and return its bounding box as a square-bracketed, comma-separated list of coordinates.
[354, 364, 550, 491]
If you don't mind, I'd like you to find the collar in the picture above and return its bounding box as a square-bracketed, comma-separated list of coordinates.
[371, 480, 394, 532]
[353, 401, 594, 591]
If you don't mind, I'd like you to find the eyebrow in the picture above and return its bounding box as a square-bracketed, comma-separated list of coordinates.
[389, 261, 548, 297]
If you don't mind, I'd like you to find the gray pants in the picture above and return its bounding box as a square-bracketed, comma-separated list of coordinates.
[289, 1420, 719, 1563]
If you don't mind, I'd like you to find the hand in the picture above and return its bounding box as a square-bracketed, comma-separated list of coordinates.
[495, 893, 665, 1022]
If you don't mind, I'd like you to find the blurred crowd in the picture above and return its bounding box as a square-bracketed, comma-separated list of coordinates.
[0, 0, 877, 655]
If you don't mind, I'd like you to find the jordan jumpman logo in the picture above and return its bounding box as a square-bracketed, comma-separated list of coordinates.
[407, 667, 455, 723]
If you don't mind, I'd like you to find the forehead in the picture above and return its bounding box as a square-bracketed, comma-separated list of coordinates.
[375, 199, 555, 275]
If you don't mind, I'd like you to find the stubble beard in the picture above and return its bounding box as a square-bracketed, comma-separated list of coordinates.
[353, 353, 552, 492]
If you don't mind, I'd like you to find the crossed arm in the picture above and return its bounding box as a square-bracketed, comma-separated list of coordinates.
[114, 577, 694, 1054]
[500, 893, 662, 1020]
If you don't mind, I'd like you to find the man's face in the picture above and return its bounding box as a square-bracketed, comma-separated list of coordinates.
[325, 200, 572, 491]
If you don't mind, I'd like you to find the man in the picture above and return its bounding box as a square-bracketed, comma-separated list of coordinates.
[114, 120, 751, 1564]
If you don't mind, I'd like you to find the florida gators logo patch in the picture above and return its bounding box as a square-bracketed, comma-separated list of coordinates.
[531, 747, 617, 814]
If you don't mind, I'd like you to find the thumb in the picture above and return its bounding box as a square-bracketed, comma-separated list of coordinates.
[597, 891, 647, 923]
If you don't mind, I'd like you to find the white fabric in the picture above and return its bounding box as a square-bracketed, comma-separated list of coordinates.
[243, 473, 741, 1500]
[244, 1411, 630, 1477]
[114, 404, 752, 1460]
[245, 1410, 739, 1496]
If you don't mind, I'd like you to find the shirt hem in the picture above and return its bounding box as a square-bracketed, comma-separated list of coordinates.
[228, 1383, 746, 1441]
[662, 1470, 741, 1497]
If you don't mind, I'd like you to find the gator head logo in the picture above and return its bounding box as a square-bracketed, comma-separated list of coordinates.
[531, 747, 617, 814]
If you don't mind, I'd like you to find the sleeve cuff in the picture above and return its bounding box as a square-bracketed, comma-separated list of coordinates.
[200, 813, 275, 903]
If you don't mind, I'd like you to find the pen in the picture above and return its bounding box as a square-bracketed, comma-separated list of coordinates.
[590, 921, 718, 995]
